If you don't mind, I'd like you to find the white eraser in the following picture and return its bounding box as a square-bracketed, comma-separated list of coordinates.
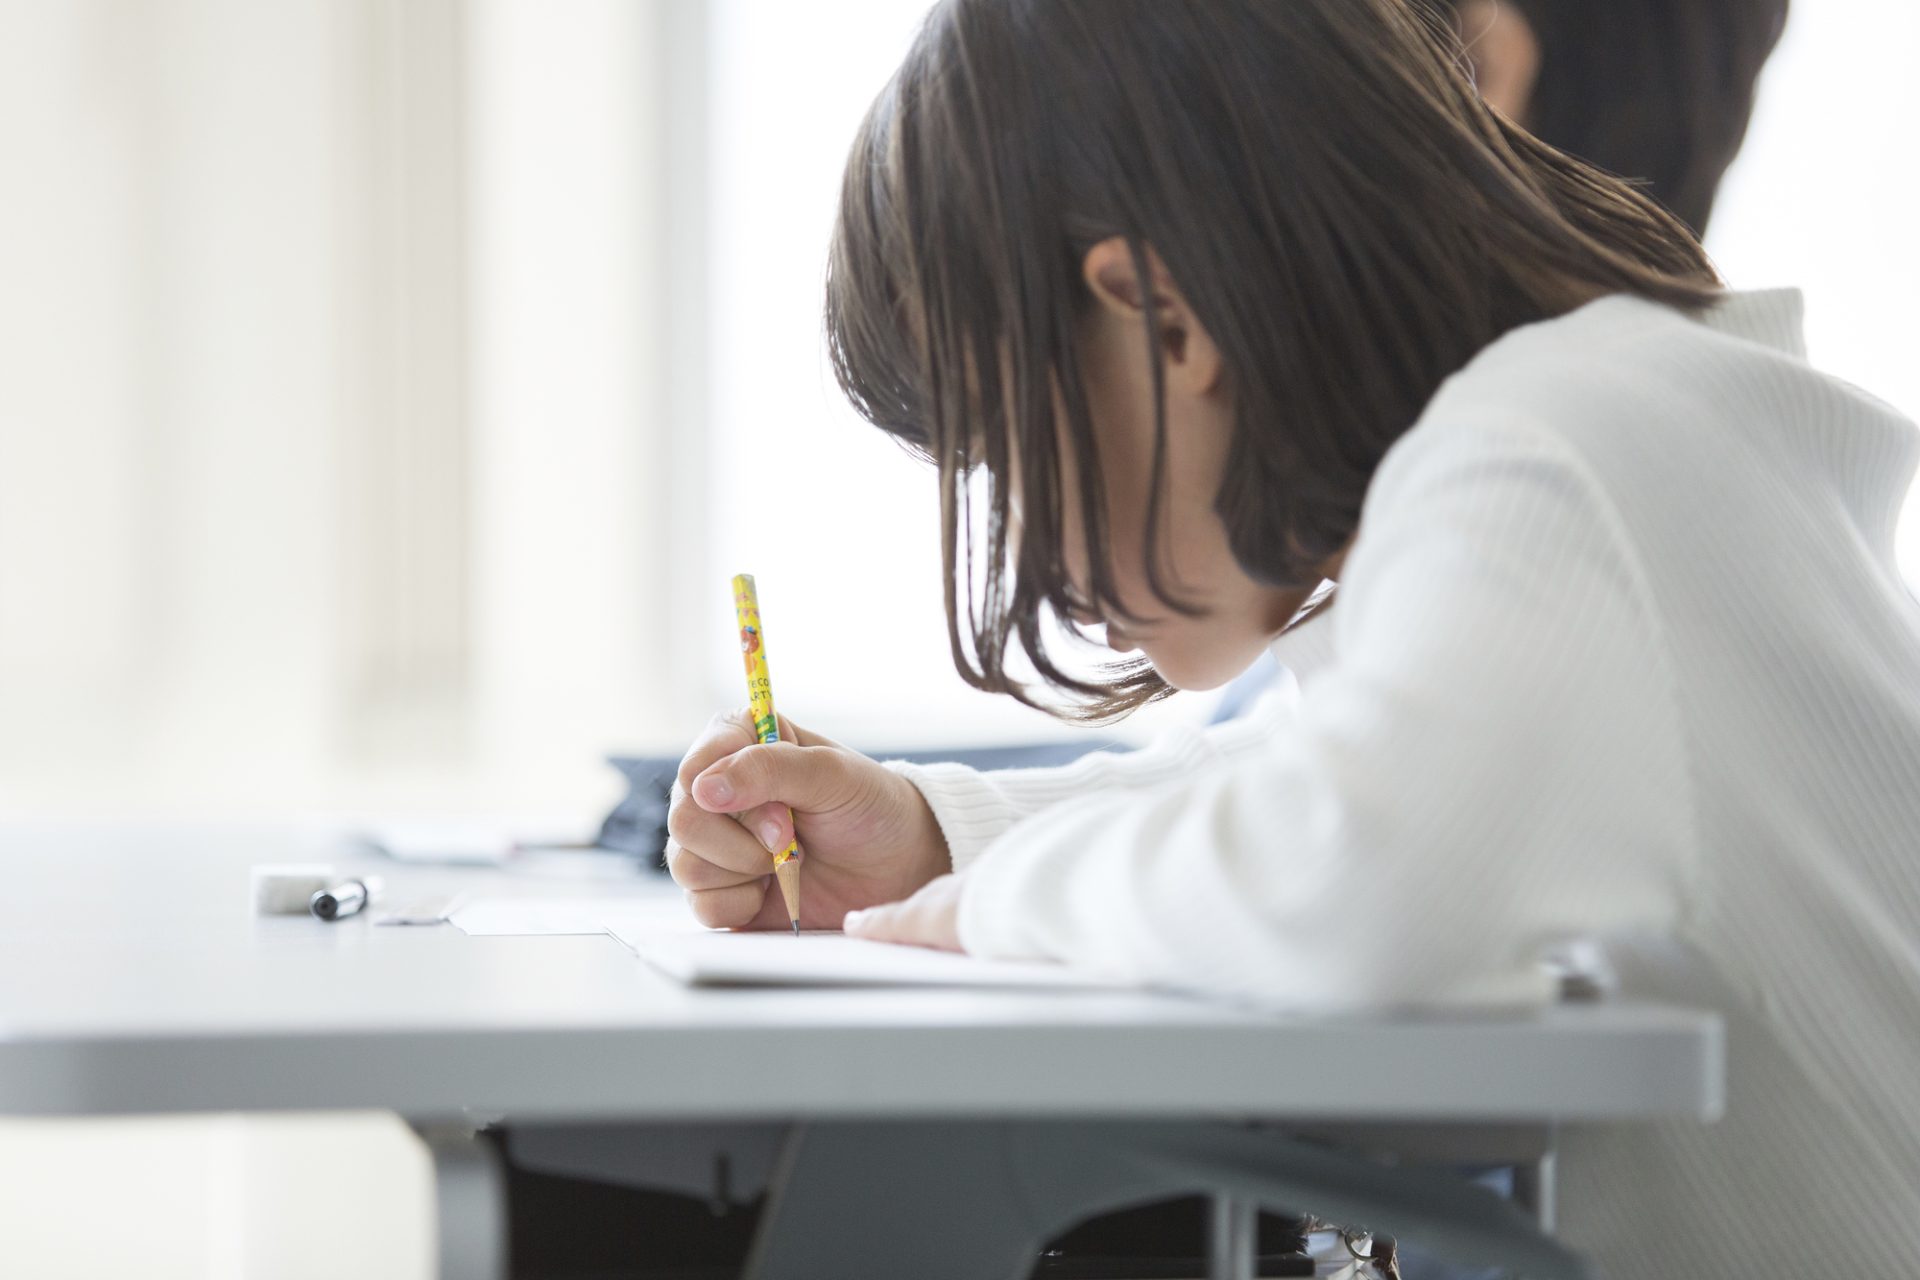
[252, 863, 337, 915]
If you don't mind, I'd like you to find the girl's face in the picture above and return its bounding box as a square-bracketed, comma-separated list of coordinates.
[1048, 240, 1341, 692]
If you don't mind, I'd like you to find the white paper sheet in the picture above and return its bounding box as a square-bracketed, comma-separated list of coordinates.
[448, 897, 701, 938]
[610, 926, 1135, 990]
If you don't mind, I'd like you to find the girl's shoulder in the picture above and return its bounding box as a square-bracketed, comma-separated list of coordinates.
[1430, 288, 1810, 427]
[1380, 286, 1917, 578]
[1407, 286, 1908, 492]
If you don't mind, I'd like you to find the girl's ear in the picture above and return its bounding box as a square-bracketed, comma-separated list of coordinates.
[1081, 237, 1225, 396]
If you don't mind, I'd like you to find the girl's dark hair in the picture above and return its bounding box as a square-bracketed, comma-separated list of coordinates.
[1452, 0, 1790, 234]
[826, 0, 1720, 721]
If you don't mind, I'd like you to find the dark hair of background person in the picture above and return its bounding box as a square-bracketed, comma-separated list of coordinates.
[1447, 0, 1790, 235]
[826, 0, 1721, 721]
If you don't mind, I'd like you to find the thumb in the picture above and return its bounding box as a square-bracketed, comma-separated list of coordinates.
[691, 740, 853, 816]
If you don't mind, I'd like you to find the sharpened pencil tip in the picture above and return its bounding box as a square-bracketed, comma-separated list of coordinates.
[790, 919, 800, 936]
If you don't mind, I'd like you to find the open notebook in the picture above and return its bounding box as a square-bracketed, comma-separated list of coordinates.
[609, 925, 1135, 991]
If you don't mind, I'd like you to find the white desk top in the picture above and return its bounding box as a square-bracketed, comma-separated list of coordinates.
[0, 821, 1723, 1125]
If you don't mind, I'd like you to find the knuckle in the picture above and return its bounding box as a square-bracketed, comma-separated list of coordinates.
[704, 707, 749, 744]
[726, 744, 769, 793]
[677, 742, 720, 793]
[665, 798, 703, 845]
[666, 842, 720, 891]
[687, 889, 739, 929]
[677, 709, 752, 790]
[664, 841, 692, 884]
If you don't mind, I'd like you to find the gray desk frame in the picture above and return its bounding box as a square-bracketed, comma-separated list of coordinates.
[0, 823, 1724, 1278]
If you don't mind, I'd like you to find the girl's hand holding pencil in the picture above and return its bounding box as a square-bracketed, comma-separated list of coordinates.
[667, 709, 951, 932]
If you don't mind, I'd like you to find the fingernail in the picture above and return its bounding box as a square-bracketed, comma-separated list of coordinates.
[844, 910, 867, 930]
[759, 821, 784, 853]
[700, 773, 733, 805]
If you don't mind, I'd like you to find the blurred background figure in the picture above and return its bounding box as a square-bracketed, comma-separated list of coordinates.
[1446, 0, 1790, 235]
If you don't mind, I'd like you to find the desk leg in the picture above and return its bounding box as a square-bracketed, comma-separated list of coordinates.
[412, 1124, 507, 1280]
[1512, 1145, 1558, 1234]
[1206, 1195, 1258, 1280]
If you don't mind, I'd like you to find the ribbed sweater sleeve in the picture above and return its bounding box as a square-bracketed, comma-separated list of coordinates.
[884, 616, 1335, 874]
[942, 419, 1693, 1011]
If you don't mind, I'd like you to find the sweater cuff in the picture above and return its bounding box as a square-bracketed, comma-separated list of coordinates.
[882, 759, 1023, 874]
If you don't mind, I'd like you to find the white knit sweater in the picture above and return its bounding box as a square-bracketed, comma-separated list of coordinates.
[889, 290, 1920, 1275]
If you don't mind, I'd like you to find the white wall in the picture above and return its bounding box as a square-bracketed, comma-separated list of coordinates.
[0, 0, 349, 813]
[464, 0, 689, 806]
[0, 0, 689, 821]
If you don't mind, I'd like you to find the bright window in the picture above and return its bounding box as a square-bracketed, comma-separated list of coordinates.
[1707, 0, 1920, 580]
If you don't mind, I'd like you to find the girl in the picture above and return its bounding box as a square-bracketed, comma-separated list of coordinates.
[664, 0, 1920, 1273]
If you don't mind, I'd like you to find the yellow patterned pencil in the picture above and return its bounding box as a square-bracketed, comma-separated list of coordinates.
[731, 573, 802, 933]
